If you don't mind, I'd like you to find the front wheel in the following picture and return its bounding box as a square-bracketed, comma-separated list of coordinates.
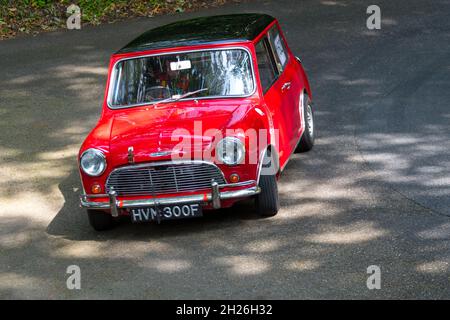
[87, 209, 114, 231]
[295, 94, 315, 153]
[255, 151, 280, 217]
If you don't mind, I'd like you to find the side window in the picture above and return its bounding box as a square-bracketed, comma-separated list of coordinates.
[268, 25, 289, 73]
[255, 37, 279, 92]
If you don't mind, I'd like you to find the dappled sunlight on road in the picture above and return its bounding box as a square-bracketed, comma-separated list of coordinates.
[417, 223, 450, 240]
[0, 273, 49, 298]
[284, 259, 320, 271]
[140, 259, 192, 273]
[244, 240, 281, 253]
[320, 1, 348, 7]
[51, 241, 109, 259]
[305, 221, 388, 244]
[214, 255, 270, 276]
[416, 261, 449, 274]
[0, 193, 62, 221]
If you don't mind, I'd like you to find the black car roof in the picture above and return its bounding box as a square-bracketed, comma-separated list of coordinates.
[116, 13, 275, 54]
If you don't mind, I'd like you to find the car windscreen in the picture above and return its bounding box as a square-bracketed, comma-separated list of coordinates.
[108, 49, 255, 108]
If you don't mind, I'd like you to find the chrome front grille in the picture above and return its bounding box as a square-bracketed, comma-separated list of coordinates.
[105, 162, 226, 196]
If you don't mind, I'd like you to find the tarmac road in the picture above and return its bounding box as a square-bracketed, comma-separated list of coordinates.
[1, 0, 449, 299]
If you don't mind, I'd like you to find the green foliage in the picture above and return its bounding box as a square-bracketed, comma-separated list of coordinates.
[77, 0, 120, 20]
[0, 0, 225, 39]
[22, 0, 54, 8]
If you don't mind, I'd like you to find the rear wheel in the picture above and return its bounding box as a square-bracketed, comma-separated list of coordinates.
[255, 150, 280, 217]
[295, 94, 315, 153]
[87, 209, 114, 231]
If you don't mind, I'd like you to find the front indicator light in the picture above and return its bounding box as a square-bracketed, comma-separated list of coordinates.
[91, 184, 102, 194]
[229, 173, 240, 183]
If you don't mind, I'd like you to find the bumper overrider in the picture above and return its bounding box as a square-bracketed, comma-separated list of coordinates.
[80, 180, 260, 217]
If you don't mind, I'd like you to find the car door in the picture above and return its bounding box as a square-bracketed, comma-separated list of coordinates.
[255, 29, 298, 167]
[267, 25, 302, 149]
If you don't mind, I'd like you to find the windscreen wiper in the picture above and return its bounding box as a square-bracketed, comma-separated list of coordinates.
[153, 88, 209, 107]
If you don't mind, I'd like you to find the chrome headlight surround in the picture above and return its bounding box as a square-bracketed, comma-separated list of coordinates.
[80, 148, 107, 177]
[216, 137, 245, 166]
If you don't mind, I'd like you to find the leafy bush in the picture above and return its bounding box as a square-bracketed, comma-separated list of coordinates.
[0, 0, 227, 39]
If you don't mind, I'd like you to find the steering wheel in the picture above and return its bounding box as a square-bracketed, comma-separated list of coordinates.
[145, 86, 171, 101]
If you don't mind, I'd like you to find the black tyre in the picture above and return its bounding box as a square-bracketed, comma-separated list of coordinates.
[256, 151, 280, 217]
[295, 94, 315, 153]
[87, 209, 114, 231]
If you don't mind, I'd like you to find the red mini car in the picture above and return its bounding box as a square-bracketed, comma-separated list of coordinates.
[79, 14, 315, 230]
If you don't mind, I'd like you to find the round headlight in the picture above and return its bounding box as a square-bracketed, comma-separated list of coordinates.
[216, 137, 245, 165]
[80, 148, 106, 176]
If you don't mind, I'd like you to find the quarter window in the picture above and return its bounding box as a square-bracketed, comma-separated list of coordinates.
[268, 26, 289, 72]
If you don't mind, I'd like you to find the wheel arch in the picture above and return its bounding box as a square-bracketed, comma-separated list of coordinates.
[256, 144, 281, 185]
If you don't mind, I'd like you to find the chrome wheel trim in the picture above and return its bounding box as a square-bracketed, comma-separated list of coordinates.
[306, 103, 314, 138]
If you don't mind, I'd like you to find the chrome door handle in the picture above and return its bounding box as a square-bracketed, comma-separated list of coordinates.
[281, 82, 291, 91]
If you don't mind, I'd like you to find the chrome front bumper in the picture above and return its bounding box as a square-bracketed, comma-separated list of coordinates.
[80, 181, 260, 217]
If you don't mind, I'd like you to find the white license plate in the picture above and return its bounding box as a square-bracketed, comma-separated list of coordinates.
[131, 203, 202, 223]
